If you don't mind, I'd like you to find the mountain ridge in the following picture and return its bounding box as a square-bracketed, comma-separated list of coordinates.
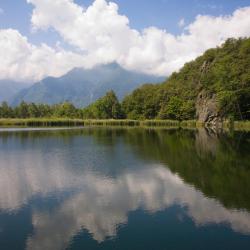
[11, 63, 164, 107]
[0, 80, 29, 103]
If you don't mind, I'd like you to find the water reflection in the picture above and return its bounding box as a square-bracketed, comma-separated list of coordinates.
[0, 128, 249, 250]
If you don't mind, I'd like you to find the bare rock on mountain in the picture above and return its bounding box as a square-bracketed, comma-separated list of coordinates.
[196, 90, 223, 127]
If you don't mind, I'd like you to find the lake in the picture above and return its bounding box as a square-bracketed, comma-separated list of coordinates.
[0, 127, 250, 250]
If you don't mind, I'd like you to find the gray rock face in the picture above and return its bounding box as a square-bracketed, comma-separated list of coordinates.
[196, 90, 223, 127]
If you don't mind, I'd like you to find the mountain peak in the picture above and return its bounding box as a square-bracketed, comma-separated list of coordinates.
[12, 63, 164, 107]
[65, 62, 122, 76]
[100, 62, 122, 70]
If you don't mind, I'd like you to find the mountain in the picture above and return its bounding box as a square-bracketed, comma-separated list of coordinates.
[0, 80, 28, 103]
[12, 63, 164, 107]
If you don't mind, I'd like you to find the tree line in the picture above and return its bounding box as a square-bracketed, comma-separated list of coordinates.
[1, 37, 249, 121]
[0, 91, 123, 119]
[0, 101, 82, 119]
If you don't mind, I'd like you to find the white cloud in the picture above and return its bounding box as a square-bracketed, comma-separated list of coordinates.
[0, 29, 85, 82]
[27, 0, 250, 76]
[1, 0, 250, 82]
[178, 18, 185, 27]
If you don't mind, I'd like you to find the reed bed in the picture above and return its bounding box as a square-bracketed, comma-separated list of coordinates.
[0, 118, 191, 128]
[0, 118, 85, 127]
[140, 120, 180, 127]
[0, 118, 249, 130]
[84, 119, 140, 126]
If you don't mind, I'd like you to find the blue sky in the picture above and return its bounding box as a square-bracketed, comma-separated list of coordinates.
[0, 0, 250, 82]
[1, 0, 250, 46]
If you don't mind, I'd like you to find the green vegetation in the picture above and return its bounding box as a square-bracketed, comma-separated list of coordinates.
[0, 38, 249, 124]
[0, 91, 123, 120]
[1, 117, 248, 130]
[82, 91, 124, 119]
[0, 118, 196, 128]
[122, 37, 250, 120]
[0, 118, 85, 127]
[0, 101, 82, 119]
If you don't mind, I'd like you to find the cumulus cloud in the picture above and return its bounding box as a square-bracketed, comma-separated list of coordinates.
[26, 0, 250, 76]
[1, 0, 250, 81]
[0, 29, 85, 82]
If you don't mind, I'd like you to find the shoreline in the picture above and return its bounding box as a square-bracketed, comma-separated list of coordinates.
[0, 118, 249, 131]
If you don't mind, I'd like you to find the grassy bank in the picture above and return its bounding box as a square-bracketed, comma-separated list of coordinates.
[0, 118, 196, 128]
[0, 118, 249, 130]
[0, 118, 85, 127]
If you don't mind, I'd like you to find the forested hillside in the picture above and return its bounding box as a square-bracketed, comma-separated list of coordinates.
[122, 38, 250, 121]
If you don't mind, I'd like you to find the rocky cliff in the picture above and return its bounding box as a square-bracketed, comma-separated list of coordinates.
[196, 90, 223, 127]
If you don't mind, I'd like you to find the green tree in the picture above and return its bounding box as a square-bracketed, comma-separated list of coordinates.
[54, 102, 77, 118]
[16, 101, 29, 118]
[28, 103, 40, 117]
[0, 102, 13, 118]
[83, 90, 124, 119]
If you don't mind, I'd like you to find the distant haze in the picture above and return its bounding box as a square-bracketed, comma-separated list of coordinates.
[11, 63, 164, 107]
[0, 80, 29, 103]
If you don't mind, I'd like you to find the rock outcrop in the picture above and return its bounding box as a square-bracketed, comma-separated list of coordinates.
[196, 90, 223, 128]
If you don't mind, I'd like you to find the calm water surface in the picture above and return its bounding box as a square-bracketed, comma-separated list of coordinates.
[0, 127, 250, 250]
